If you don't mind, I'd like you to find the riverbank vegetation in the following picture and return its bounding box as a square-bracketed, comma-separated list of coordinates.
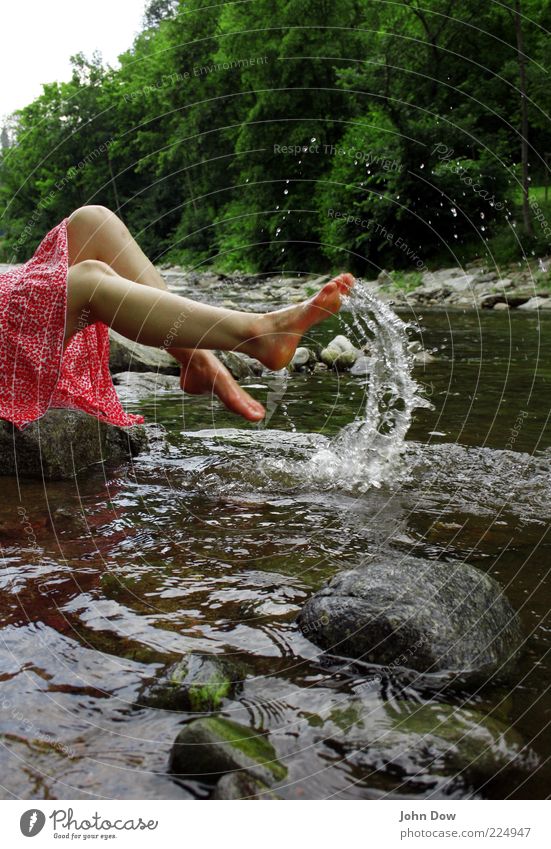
[1, 0, 550, 274]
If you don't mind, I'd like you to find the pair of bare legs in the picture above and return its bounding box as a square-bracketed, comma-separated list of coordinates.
[64, 205, 355, 421]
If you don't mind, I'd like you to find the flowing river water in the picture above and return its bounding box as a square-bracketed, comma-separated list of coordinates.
[0, 291, 550, 799]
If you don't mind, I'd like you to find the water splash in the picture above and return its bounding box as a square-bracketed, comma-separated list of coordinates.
[304, 279, 432, 491]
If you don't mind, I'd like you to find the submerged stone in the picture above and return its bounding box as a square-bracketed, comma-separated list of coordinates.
[350, 355, 374, 376]
[0, 409, 147, 480]
[326, 699, 536, 792]
[297, 555, 522, 681]
[210, 770, 281, 799]
[169, 717, 287, 785]
[139, 654, 242, 712]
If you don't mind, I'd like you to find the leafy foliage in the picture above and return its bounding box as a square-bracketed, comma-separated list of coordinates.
[1, 0, 550, 271]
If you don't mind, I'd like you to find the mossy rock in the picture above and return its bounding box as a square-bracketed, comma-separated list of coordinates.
[326, 699, 536, 790]
[320, 335, 361, 370]
[169, 716, 287, 785]
[139, 654, 242, 712]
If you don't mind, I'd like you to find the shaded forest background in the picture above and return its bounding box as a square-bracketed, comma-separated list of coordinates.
[1, 0, 550, 275]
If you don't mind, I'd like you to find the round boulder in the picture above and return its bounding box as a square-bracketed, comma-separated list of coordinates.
[297, 556, 522, 680]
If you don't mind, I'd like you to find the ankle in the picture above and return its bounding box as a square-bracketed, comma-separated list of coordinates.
[235, 313, 266, 357]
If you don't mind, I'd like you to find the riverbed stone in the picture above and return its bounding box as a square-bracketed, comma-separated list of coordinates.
[350, 355, 374, 376]
[320, 335, 361, 369]
[289, 346, 314, 371]
[112, 371, 181, 401]
[169, 717, 287, 785]
[517, 296, 550, 310]
[413, 350, 437, 364]
[210, 771, 281, 799]
[326, 699, 536, 791]
[109, 329, 180, 374]
[0, 409, 148, 480]
[297, 555, 522, 680]
[216, 350, 264, 379]
[445, 273, 477, 293]
[139, 654, 242, 712]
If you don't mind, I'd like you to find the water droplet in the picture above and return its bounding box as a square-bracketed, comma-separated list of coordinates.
[420, 163, 425, 169]
[284, 189, 289, 195]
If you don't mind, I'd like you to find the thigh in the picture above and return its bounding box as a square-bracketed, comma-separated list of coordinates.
[64, 259, 115, 346]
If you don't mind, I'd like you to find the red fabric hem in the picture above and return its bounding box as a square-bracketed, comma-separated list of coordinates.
[0, 216, 146, 430]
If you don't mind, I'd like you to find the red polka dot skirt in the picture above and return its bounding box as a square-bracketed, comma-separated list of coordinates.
[0, 217, 144, 430]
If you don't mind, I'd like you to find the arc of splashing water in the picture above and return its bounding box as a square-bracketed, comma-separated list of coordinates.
[307, 279, 432, 490]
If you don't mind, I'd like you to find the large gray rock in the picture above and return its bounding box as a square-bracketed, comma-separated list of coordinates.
[0, 409, 147, 480]
[297, 556, 521, 681]
[109, 329, 180, 374]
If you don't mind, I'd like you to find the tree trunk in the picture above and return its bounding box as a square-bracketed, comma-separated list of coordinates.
[514, 0, 532, 236]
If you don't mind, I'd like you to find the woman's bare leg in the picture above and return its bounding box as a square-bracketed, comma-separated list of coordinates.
[64, 205, 355, 420]
[67, 205, 168, 290]
[66, 205, 266, 420]
[66, 260, 354, 369]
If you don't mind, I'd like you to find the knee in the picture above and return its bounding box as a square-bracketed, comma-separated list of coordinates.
[67, 204, 118, 231]
[67, 259, 116, 311]
[70, 258, 116, 285]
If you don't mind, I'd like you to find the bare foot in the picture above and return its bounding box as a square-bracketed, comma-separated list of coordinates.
[244, 273, 355, 371]
[178, 349, 265, 422]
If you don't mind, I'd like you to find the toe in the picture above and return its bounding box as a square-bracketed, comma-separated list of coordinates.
[318, 279, 338, 303]
[216, 373, 265, 421]
[334, 272, 355, 293]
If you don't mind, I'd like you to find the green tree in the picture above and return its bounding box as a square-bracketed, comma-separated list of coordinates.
[212, 0, 365, 272]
